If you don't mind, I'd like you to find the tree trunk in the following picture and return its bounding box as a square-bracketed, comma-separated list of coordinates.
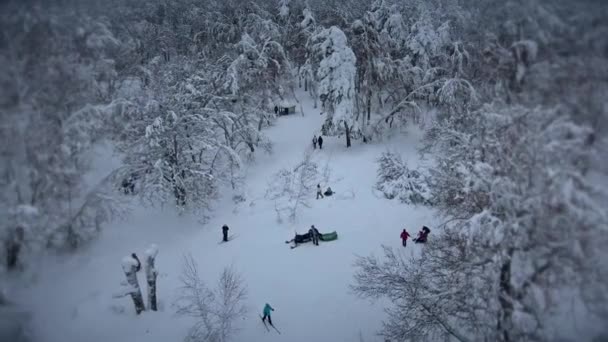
[344, 122, 351, 148]
[366, 89, 372, 123]
[145, 245, 158, 311]
[497, 254, 514, 342]
[123, 260, 145, 314]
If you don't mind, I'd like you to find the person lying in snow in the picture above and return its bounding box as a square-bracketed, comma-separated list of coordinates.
[324, 187, 333, 196]
[286, 232, 312, 248]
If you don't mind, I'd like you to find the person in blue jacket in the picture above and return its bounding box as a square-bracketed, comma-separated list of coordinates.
[262, 303, 275, 325]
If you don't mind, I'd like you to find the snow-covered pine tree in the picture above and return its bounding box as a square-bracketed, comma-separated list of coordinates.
[309, 26, 359, 147]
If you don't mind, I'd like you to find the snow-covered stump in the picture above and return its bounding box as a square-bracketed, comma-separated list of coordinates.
[144, 244, 158, 311]
[121, 256, 145, 314]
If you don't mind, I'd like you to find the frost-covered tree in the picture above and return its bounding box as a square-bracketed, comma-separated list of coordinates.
[265, 152, 320, 223]
[356, 104, 608, 341]
[308, 26, 358, 147]
[176, 255, 248, 342]
[0, 2, 123, 270]
[375, 152, 431, 205]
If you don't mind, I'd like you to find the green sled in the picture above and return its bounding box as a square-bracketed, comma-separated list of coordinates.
[319, 231, 338, 241]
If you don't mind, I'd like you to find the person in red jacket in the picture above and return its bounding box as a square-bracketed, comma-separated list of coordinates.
[400, 229, 410, 247]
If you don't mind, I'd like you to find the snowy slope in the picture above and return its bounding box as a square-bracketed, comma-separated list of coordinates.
[14, 93, 436, 342]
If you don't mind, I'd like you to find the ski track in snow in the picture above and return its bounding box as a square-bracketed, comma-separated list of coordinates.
[15, 92, 436, 342]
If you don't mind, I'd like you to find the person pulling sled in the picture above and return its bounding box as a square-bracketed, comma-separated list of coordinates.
[400, 229, 410, 247]
[316, 184, 324, 199]
[309, 225, 320, 246]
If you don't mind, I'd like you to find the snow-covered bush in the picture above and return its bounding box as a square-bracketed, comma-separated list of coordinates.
[175, 255, 247, 342]
[375, 152, 431, 205]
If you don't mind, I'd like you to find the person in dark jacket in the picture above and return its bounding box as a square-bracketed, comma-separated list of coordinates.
[312, 135, 318, 149]
[274, 106, 278, 115]
[324, 187, 333, 196]
[318, 135, 324, 149]
[309, 225, 320, 246]
[316, 184, 324, 199]
[400, 229, 410, 247]
[222, 224, 229, 242]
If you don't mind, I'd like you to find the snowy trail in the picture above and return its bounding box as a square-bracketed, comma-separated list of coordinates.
[16, 92, 435, 342]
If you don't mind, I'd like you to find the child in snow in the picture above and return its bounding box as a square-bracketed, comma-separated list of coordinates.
[400, 229, 410, 247]
[318, 135, 324, 149]
[316, 184, 324, 199]
[262, 303, 275, 325]
[324, 186, 333, 196]
[312, 135, 318, 149]
[222, 224, 229, 242]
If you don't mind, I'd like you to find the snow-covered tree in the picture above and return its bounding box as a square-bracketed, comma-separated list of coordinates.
[356, 104, 608, 341]
[308, 26, 358, 147]
[375, 152, 431, 205]
[265, 152, 320, 223]
[176, 255, 248, 342]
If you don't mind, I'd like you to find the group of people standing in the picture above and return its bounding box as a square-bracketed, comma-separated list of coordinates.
[400, 226, 431, 247]
[312, 134, 323, 149]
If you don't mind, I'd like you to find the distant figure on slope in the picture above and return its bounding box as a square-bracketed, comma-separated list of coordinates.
[318, 135, 324, 149]
[222, 224, 229, 242]
[274, 106, 278, 115]
[324, 186, 333, 196]
[316, 184, 324, 199]
[262, 303, 275, 325]
[312, 135, 318, 149]
[309, 225, 320, 246]
[400, 229, 411, 247]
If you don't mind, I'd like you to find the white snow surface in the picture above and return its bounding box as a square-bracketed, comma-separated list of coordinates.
[121, 256, 139, 273]
[13, 93, 434, 342]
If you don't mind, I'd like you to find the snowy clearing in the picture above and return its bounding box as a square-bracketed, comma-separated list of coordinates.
[14, 94, 435, 342]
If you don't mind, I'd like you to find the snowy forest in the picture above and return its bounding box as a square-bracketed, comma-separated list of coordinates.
[1, 0, 607, 341]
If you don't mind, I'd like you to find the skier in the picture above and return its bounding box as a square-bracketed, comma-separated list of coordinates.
[222, 224, 229, 242]
[318, 135, 324, 149]
[262, 303, 275, 326]
[309, 225, 320, 246]
[131, 253, 141, 272]
[316, 184, 324, 199]
[400, 229, 410, 247]
[312, 135, 318, 149]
